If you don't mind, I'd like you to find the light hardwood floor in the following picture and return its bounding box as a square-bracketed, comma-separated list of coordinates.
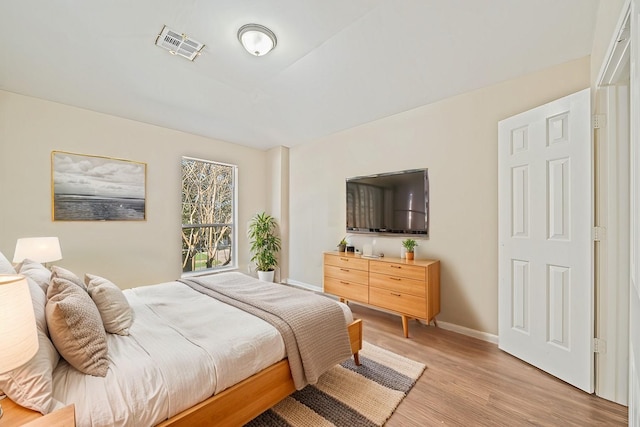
[349, 303, 628, 426]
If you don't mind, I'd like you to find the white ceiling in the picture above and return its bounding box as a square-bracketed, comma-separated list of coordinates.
[0, 0, 599, 150]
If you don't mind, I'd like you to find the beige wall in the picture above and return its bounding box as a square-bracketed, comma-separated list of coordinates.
[266, 146, 290, 282]
[288, 56, 591, 335]
[0, 90, 268, 288]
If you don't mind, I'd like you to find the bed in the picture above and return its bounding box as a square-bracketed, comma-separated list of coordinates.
[0, 254, 362, 427]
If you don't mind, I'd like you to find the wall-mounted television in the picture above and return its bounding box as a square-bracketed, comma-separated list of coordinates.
[346, 168, 429, 236]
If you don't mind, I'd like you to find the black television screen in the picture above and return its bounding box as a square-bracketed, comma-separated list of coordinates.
[346, 169, 429, 236]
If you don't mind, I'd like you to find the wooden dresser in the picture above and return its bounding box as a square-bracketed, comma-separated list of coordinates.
[323, 251, 440, 337]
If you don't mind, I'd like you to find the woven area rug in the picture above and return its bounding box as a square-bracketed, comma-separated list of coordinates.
[245, 342, 426, 427]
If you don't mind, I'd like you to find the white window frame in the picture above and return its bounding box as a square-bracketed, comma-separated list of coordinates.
[181, 156, 238, 276]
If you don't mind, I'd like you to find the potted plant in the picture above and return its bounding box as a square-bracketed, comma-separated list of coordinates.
[337, 237, 347, 252]
[402, 238, 418, 260]
[248, 212, 281, 282]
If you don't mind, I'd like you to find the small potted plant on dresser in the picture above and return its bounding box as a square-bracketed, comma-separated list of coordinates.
[337, 237, 347, 252]
[402, 238, 418, 260]
[248, 212, 281, 282]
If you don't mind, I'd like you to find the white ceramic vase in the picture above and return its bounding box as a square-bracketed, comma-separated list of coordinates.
[257, 270, 275, 282]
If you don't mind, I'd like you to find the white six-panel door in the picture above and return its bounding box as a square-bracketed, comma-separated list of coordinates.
[498, 88, 593, 392]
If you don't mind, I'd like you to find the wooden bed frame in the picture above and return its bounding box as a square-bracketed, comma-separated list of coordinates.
[2, 319, 362, 427]
[157, 318, 363, 427]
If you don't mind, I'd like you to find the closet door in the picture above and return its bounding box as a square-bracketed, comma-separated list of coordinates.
[498, 88, 593, 392]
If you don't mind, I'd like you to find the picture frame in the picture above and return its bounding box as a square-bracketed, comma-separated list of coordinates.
[51, 151, 146, 221]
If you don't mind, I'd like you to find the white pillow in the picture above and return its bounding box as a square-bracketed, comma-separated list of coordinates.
[46, 276, 108, 377]
[0, 250, 16, 274]
[16, 259, 52, 293]
[0, 277, 63, 414]
[85, 274, 134, 336]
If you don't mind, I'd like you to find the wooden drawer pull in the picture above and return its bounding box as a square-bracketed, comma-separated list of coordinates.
[340, 268, 350, 272]
[340, 258, 349, 261]
[390, 277, 401, 281]
[390, 265, 402, 269]
[340, 281, 350, 285]
[390, 292, 401, 297]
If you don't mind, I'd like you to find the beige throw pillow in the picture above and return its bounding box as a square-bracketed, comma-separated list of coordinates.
[85, 274, 133, 336]
[50, 265, 86, 290]
[46, 276, 108, 377]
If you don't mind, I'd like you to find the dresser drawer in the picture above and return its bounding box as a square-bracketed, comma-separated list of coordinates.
[324, 264, 369, 285]
[324, 254, 369, 271]
[369, 260, 425, 281]
[324, 277, 368, 303]
[369, 286, 426, 319]
[369, 272, 426, 297]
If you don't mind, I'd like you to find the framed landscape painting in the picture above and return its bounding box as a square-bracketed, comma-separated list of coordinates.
[52, 151, 146, 221]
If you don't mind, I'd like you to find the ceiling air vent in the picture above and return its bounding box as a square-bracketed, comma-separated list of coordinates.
[155, 25, 204, 61]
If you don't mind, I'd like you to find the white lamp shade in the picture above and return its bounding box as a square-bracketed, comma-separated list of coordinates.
[238, 24, 277, 56]
[0, 275, 38, 373]
[13, 237, 62, 263]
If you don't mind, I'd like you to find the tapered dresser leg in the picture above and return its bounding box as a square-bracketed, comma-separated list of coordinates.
[402, 315, 409, 338]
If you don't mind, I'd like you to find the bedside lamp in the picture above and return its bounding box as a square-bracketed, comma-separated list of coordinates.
[0, 275, 39, 419]
[13, 237, 62, 267]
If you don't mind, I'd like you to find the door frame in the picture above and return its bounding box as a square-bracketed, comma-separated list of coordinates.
[594, 2, 631, 405]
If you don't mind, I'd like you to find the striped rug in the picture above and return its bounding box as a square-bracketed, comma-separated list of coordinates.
[246, 342, 426, 427]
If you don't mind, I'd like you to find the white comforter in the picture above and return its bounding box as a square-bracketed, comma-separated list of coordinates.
[51, 280, 289, 427]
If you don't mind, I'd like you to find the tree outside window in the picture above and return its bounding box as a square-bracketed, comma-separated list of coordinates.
[181, 157, 236, 273]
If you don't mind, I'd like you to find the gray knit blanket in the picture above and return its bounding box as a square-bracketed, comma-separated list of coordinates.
[179, 272, 352, 390]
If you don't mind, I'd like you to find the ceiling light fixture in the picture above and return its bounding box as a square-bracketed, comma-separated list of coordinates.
[237, 24, 277, 57]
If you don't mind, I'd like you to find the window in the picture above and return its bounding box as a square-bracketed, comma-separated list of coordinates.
[181, 157, 237, 273]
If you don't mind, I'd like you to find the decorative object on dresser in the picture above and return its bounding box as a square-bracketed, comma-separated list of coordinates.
[323, 251, 440, 338]
[337, 237, 347, 253]
[13, 237, 62, 267]
[248, 212, 282, 282]
[0, 275, 39, 419]
[401, 238, 418, 260]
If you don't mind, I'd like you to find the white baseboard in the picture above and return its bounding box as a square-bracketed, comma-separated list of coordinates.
[283, 279, 322, 293]
[436, 320, 498, 344]
[283, 280, 498, 344]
